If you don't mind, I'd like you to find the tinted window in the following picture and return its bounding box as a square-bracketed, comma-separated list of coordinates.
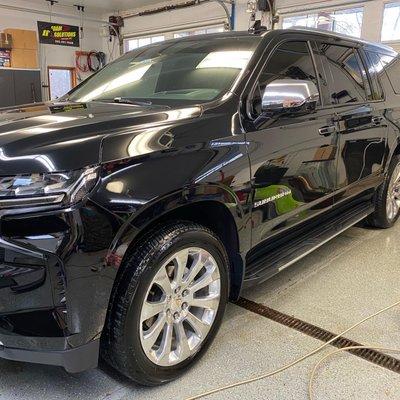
[68, 36, 261, 106]
[311, 42, 335, 106]
[315, 43, 370, 104]
[251, 41, 320, 116]
[364, 50, 384, 100]
[378, 53, 400, 94]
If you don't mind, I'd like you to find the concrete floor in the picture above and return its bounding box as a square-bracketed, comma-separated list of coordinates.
[1, 223, 400, 400]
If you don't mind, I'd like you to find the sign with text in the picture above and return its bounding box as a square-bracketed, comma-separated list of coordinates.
[37, 21, 80, 47]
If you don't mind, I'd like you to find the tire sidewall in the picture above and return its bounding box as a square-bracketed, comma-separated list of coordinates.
[121, 228, 229, 385]
[383, 155, 400, 227]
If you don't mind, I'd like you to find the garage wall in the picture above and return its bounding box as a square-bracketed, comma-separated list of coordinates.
[118, 0, 251, 38]
[0, 0, 105, 100]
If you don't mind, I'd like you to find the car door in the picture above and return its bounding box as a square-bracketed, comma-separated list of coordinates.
[312, 40, 387, 204]
[242, 38, 338, 251]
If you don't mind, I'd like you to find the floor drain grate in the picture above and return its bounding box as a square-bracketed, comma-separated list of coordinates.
[235, 297, 400, 374]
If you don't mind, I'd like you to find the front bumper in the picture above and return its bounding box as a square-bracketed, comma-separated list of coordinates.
[0, 200, 122, 372]
[0, 338, 99, 373]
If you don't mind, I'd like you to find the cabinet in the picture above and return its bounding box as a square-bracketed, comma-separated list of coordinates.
[0, 68, 42, 107]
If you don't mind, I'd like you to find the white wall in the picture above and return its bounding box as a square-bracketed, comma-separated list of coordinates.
[0, 0, 105, 100]
[117, 0, 253, 37]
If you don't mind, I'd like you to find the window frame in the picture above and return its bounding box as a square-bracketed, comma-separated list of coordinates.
[123, 35, 166, 53]
[311, 41, 384, 109]
[245, 38, 324, 120]
[244, 36, 385, 123]
[359, 48, 386, 102]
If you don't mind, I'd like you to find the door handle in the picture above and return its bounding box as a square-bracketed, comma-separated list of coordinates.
[319, 125, 336, 136]
[372, 116, 384, 125]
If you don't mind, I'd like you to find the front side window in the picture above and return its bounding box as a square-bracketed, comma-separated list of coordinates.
[68, 36, 260, 106]
[249, 41, 320, 119]
[382, 2, 400, 41]
[282, 8, 364, 38]
[316, 43, 370, 104]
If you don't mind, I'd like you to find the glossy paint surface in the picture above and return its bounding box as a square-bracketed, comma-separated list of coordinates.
[0, 29, 398, 362]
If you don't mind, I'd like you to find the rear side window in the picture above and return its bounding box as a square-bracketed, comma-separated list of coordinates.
[314, 42, 371, 105]
[363, 50, 384, 100]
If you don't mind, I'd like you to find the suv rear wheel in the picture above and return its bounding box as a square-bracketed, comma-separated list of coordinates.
[102, 222, 229, 386]
[367, 154, 400, 228]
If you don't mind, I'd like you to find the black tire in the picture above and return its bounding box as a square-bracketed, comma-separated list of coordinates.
[101, 221, 229, 386]
[367, 154, 400, 228]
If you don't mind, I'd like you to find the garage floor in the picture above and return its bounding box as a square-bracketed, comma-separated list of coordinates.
[1, 223, 400, 400]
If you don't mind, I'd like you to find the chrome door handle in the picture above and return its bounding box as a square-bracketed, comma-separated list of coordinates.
[319, 126, 336, 136]
[372, 116, 384, 125]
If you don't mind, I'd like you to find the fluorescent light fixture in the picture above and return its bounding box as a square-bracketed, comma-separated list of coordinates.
[197, 51, 253, 70]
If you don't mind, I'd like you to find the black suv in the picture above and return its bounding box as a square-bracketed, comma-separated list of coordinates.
[0, 28, 399, 385]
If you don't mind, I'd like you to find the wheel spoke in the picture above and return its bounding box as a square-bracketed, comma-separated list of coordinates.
[184, 250, 208, 286]
[157, 322, 173, 362]
[174, 249, 189, 285]
[176, 320, 191, 360]
[142, 313, 166, 352]
[189, 267, 217, 293]
[393, 199, 400, 216]
[141, 299, 166, 322]
[190, 293, 220, 310]
[153, 266, 173, 295]
[185, 312, 210, 339]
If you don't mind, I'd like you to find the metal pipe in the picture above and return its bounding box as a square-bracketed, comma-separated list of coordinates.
[123, 16, 227, 38]
[213, 0, 233, 30]
[121, 0, 234, 30]
[0, 3, 115, 26]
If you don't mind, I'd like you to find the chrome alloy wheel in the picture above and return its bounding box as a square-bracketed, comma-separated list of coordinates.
[387, 163, 400, 221]
[139, 247, 221, 367]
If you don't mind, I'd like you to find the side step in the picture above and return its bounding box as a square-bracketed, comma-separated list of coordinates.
[244, 201, 374, 286]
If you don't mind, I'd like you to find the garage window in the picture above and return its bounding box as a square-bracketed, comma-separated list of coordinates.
[283, 7, 364, 38]
[174, 26, 224, 38]
[124, 35, 165, 52]
[382, 2, 400, 41]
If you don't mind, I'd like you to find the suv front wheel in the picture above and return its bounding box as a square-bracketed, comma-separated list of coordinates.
[102, 222, 229, 386]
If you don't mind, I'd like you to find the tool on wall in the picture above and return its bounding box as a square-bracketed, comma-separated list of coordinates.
[74, 4, 85, 45]
[108, 16, 124, 59]
[120, 0, 235, 31]
[247, 0, 276, 30]
[75, 50, 106, 73]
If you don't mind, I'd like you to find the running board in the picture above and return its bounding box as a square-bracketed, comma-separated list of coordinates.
[243, 202, 374, 286]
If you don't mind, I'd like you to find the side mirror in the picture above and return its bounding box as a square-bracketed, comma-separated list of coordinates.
[261, 78, 320, 114]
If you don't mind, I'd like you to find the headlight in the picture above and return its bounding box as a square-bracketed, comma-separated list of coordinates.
[0, 167, 98, 208]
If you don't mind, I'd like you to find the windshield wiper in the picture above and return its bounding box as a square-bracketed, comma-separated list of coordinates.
[113, 97, 153, 106]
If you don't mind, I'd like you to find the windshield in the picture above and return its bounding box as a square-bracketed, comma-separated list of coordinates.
[67, 35, 261, 106]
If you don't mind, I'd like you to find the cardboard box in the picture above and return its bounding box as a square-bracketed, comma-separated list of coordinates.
[10, 48, 38, 69]
[4, 29, 38, 50]
[0, 33, 12, 49]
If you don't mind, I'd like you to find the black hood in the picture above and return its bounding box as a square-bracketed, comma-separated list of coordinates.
[0, 101, 201, 175]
